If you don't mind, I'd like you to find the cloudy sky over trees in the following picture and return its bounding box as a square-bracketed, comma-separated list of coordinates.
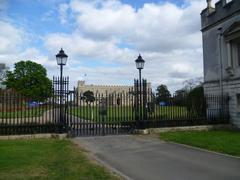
[0, 0, 217, 92]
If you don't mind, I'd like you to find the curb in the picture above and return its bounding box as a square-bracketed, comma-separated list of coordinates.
[0, 133, 67, 140]
[134, 124, 232, 135]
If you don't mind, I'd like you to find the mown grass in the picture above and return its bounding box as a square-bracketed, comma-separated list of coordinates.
[0, 139, 117, 179]
[0, 106, 50, 118]
[69, 106, 189, 122]
[159, 129, 240, 157]
[70, 106, 134, 122]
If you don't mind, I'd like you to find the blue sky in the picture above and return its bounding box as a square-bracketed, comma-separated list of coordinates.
[6, 0, 185, 52]
[0, 0, 207, 92]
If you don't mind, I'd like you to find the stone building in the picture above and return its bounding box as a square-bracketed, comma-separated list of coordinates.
[78, 80, 133, 95]
[77, 80, 151, 105]
[201, 0, 240, 127]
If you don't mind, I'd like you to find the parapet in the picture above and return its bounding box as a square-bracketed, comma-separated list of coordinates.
[201, 0, 240, 31]
[77, 80, 152, 89]
[78, 80, 85, 86]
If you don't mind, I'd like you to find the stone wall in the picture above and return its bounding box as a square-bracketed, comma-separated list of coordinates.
[201, 0, 240, 127]
[201, 0, 240, 30]
[204, 79, 240, 127]
[78, 80, 151, 94]
[78, 80, 133, 95]
[77, 80, 152, 106]
[201, 8, 240, 82]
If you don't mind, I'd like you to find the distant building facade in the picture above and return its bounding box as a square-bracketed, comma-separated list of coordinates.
[77, 80, 151, 105]
[201, 0, 240, 127]
[78, 80, 133, 95]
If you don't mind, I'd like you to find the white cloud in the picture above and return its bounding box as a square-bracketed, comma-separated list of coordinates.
[43, 0, 205, 92]
[44, 32, 135, 65]
[0, 0, 208, 93]
[66, 0, 205, 52]
[70, 0, 136, 40]
[0, 20, 55, 75]
[0, 21, 24, 54]
[59, 3, 69, 24]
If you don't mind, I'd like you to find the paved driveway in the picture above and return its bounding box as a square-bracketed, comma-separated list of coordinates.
[72, 135, 240, 180]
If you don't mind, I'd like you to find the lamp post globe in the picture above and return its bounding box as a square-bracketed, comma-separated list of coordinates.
[135, 54, 145, 84]
[56, 48, 68, 65]
[135, 54, 145, 70]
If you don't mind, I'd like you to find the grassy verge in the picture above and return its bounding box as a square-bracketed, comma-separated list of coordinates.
[69, 106, 189, 122]
[159, 129, 240, 157]
[0, 139, 118, 179]
[0, 106, 51, 118]
[70, 106, 134, 122]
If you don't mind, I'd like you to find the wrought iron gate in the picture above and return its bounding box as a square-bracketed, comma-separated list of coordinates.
[0, 76, 229, 136]
[63, 78, 229, 137]
[0, 77, 229, 136]
[66, 87, 137, 136]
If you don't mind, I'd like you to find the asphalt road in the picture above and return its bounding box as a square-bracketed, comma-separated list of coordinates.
[73, 135, 240, 180]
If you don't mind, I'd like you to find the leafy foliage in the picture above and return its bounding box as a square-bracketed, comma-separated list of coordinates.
[156, 84, 171, 103]
[183, 77, 203, 92]
[186, 86, 206, 116]
[173, 89, 188, 106]
[4, 61, 52, 101]
[82, 90, 95, 103]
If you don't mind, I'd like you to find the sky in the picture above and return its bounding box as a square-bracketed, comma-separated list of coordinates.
[0, 0, 214, 93]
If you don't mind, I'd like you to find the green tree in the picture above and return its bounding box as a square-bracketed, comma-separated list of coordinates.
[187, 86, 205, 116]
[4, 61, 52, 101]
[183, 77, 203, 92]
[156, 84, 171, 103]
[82, 90, 95, 103]
[173, 89, 188, 106]
[82, 90, 95, 120]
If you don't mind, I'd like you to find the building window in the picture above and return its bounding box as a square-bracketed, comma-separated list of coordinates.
[229, 39, 240, 68]
[237, 94, 240, 112]
[237, 43, 240, 66]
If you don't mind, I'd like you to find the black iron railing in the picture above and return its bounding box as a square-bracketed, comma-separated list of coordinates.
[0, 78, 230, 136]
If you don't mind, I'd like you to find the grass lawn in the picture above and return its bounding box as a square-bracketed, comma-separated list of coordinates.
[69, 106, 189, 122]
[0, 106, 51, 119]
[70, 106, 134, 122]
[0, 139, 117, 179]
[159, 129, 240, 157]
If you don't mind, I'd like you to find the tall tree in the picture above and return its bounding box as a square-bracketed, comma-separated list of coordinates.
[156, 84, 171, 103]
[187, 85, 205, 116]
[183, 77, 203, 92]
[4, 61, 52, 101]
[82, 90, 95, 103]
[82, 90, 95, 120]
[174, 89, 188, 99]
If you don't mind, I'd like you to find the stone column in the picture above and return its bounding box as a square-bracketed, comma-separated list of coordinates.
[227, 42, 232, 67]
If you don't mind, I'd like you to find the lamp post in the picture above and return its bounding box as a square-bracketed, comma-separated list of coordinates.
[56, 48, 68, 131]
[135, 54, 145, 125]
